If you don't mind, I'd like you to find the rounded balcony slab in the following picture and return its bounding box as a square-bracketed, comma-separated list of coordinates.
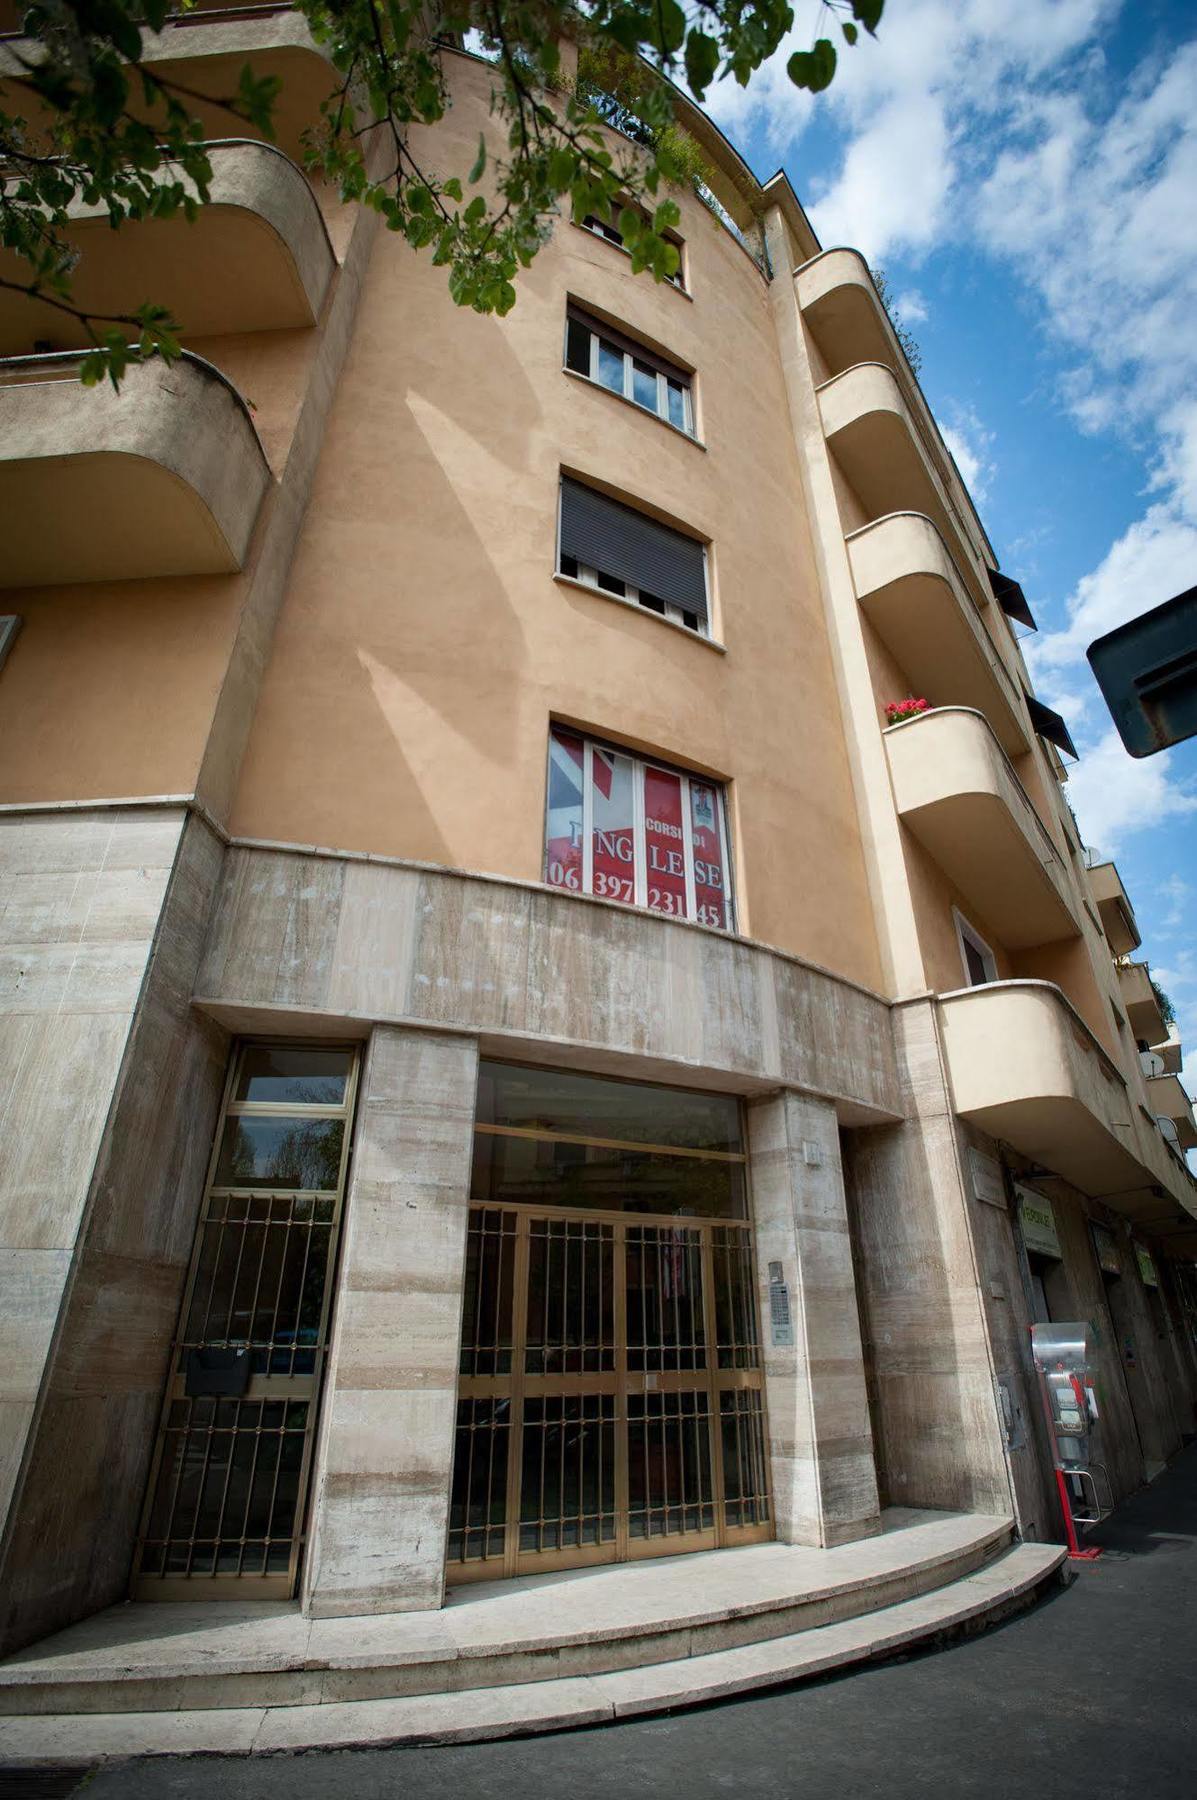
[0, 351, 271, 587]
[0, 141, 335, 354]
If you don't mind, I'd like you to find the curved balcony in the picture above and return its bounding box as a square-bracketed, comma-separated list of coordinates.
[1086, 859, 1141, 957]
[0, 350, 270, 586]
[797, 247, 911, 382]
[884, 708, 1079, 948]
[939, 981, 1154, 1207]
[1116, 961, 1168, 1047]
[817, 361, 991, 604]
[1147, 1073, 1197, 1152]
[847, 513, 1027, 756]
[0, 141, 334, 356]
[1, 9, 335, 164]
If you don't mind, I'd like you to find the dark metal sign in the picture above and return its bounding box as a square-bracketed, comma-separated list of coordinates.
[1087, 585, 1197, 756]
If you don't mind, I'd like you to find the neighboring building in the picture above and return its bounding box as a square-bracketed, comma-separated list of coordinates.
[1, 11, 1196, 1668]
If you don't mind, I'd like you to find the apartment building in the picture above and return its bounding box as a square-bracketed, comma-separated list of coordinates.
[1, 8, 1196, 1686]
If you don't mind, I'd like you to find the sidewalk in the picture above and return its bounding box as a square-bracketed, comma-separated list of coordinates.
[18, 1442, 1197, 1799]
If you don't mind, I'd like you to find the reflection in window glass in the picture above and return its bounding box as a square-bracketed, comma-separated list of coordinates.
[215, 1117, 345, 1190]
[597, 339, 624, 393]
[666, 380, 687, 430]
[471, 1132, 746, 1218]
[475, 1060, 743, 1153]
[632, 360, 657, 410]
[234, 1047, 351, 1106]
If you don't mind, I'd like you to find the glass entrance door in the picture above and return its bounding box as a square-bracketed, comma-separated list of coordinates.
[447, 1063, 771, 1583]
[133, 1042, 360, 1599]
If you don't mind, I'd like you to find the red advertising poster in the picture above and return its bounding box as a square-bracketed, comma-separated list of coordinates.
[591, 747, 636, 903]
[545, 727, 584, 892]
[690, 782, 727, 928]
[644, 765, 687, 918]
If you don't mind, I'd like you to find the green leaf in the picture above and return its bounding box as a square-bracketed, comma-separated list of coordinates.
[851, 0, 885, 34]
[468, 133, 487, 184]
[442, 177, 463, 202]
[655, 0, 687, 55]
[787, 39, 837, 93]
[463, 195, 487, 226]
[684, 30, 720, 100]
[842, 22, 858, 45]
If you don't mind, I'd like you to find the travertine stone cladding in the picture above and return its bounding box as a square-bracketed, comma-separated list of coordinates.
[0, 808, 184, 1534]
[304, 1026, 478, 1616]
[841, 999, 1012, 1517]
[195, 848, 902, 1119]
[0, 808, 229, 1656]
[747, 1091, 881, 1546]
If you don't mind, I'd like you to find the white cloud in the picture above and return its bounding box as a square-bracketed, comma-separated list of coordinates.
[937, 403, 996, 505]
[1063, 730, 1197, 855]
[807, 95, 954, 263]
[1030, 506, 1197, 671]
[894, 287, 929, 324]
[1158, 875, 1192, 933]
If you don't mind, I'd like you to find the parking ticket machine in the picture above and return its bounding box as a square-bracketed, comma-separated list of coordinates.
[1030, 1323, 1108, 1558]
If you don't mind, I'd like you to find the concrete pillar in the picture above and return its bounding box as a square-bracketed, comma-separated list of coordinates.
[303, 1026, 478, 1617]
[748, 1089, 881, 1547]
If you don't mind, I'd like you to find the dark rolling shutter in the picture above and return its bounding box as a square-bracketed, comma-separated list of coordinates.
[559, 478, 707, 620]
[1026, 693, 1079, 760]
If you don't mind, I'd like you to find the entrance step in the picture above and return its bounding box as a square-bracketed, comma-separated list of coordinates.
[0, 1509, 1011, 1718]
[0, 1541, 1065, 1762]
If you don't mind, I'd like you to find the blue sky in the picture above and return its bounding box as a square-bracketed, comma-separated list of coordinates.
[702, 0, 1197, 1099]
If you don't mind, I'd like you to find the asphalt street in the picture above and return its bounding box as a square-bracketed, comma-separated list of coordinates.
[10, 1441, 1197, 1800]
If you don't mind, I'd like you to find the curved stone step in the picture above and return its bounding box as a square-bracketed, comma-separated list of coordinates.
[0, 1509, 1013, 1717]
[0, 1544, 1067, 1763]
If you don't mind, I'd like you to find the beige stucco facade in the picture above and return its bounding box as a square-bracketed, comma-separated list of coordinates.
[1, 20, 1195, 1665]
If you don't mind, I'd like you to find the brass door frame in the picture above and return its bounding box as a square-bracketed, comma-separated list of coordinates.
[449, 1198, 771, 1583]
[132, 1040, 361, 1601]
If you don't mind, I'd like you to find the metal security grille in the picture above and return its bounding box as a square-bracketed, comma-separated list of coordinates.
[133, 1043, 360, 1600]
[448, 1202, 770, 1580]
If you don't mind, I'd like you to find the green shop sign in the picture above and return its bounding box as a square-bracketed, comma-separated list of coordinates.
[1018, 1188, 1062, 1260]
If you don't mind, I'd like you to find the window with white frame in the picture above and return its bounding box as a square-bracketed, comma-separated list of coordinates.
[546, 725, 733, 929]
[580, 211, 686, 288]
[954, 909, 998, 987]
[556, 476, 709, 635]
[564, 303, 694, 435]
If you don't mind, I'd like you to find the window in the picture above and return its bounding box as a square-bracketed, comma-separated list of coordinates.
[954, 909, 997, 986]
[580, 211, 686, 289]
[564, 304, 694, 435]
[557, 477, 709, 636]
[0, 616, 20, 677]
[545, 725, 732, 929]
